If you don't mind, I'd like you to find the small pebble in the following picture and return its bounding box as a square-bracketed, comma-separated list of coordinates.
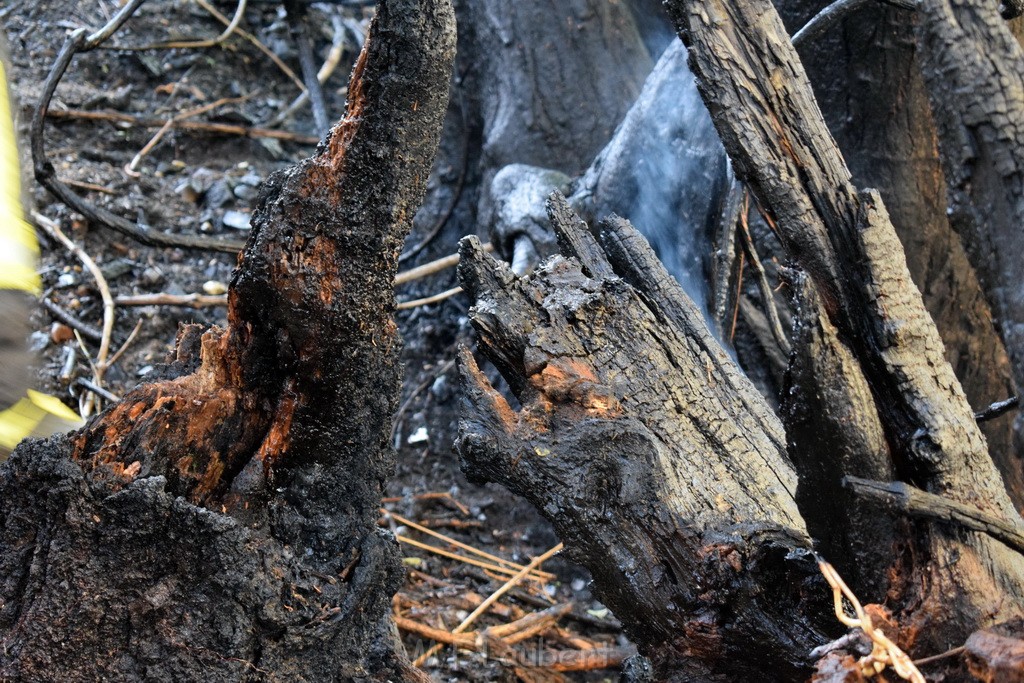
[50, 323, 75, 344]
[202, 280, 228, 295]
[407, 426, 429, 445]
[141, 267, 164, 286]
[28, 331, 49, 352]
[222, 210, 251, 230]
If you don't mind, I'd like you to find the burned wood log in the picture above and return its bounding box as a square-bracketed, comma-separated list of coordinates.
[0, 0, 454, 680]
[781, 0, 1023, 502]
[914, 0, 1024, 430]
[458, 195, 833, 681]
[665, 0, 1024, 652]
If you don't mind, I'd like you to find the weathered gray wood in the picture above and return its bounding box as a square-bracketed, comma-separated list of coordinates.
[845, 476, 1024, 555]
[458, 200, 832, 680]
[782, 0, 1023, 503]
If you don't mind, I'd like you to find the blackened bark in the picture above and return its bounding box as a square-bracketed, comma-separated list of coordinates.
[665, 0, 1024, 652]
[781, 277, 897, 598]
[781, 0, 1023, 506]
[0, 1, 454, 680]
[397, 0, 663, 463]
[458, 197, 833, 681]
[914, 0, 1024, 451]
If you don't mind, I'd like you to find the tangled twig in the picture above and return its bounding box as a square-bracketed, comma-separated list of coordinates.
[818, 559, 925, 682]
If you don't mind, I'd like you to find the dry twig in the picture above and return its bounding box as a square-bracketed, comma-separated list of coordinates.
[29, 4, 246, 253]
[33, 212, 114, 417]
[384, 509, 555, 580]
[395, 535, 552, 583]
[413, 543, 564, 667]
[818, 559, 925, 682]
[155, 0, 249, 49]
[397, 286, 463, 310]
[125, 93, 257, 176]
[47, 108, 318, 145]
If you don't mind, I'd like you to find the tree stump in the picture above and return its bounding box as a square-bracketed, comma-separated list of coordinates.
[0, 1, 454, 680]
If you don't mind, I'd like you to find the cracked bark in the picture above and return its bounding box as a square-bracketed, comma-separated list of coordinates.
[458, 197, 833, 681]
[457, 0, 1024, 677]
[0, 1, 454, 680]
[914, 0, 1024, 451]
[779, 0, 1023, 506]
[664, 0, 1024, 650]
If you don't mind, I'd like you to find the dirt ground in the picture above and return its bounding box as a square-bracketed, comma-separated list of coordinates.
[2, 1, 628, 680]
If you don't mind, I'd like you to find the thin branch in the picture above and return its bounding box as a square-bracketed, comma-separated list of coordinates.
[712, 170, 743, 335]
[737, 198, 791, 356]
[269, 12, 347, 127]
[114, 292, 227, 308]
[105, 318, 144, 369]
[383, 508, 554, 579]
[394, 535, 551, 582]
[47, 108, 318, 144]
[125, 93, 257, 176]
[396, 286, 463, 310]
[394, 243, 491, 286]
[974, 395, 1019, 423]
[40, 297, 104, 343]
[30, 26, 245, 253]
[284, 0, 330, 134]
[33, 212, 114, 417]
[845, 476, 1024, 555]
[153, 0, 248, 49]
[413, 543, 564, 667]
[791, 0, 916, 48]
[76, 377, 120, 403]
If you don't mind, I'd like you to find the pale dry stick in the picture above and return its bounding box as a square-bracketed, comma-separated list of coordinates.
[383, 509, 556, 580]
[48, 108, 318, 145]
[105, 318, 144, 369]
[62, 178, 116, 195]
[395, 617, 476, 649]
[113, 246, 488, 310]
[397, 286, 463, 310]
[413, 542, 564, 667]
[381, 491, 471, 515]
[72, 329, 100, 416]
[486, 603, 572, 644]
[737, 201, 790, 355]
[115, 292, 227, 308]
[396, 535, 552, 583]
[394, 243, 492, 286]
[156, 0, 248, 49]
[126, 93, 256, 176]
[395, 604, 571, 651]
[818, 559, 925, 682]
[194, 0, 306, 93]
[34, 212, 114, 418]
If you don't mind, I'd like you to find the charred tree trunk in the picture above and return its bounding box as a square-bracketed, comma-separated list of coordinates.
[913, 0, 1024, 452]
[457, 200, 833, 681]
[779, 0, 1023, 505]
[456, 0, 1024, 679]
[0, 1, 454, 680]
